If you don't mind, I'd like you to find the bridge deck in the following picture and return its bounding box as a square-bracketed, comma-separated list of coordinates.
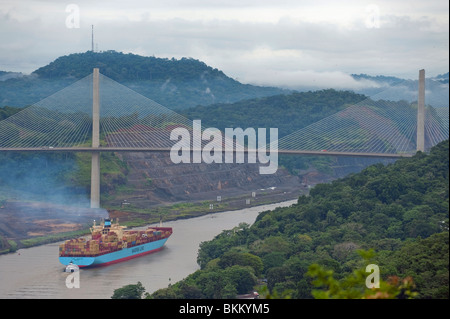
[0, 147, 414, 158]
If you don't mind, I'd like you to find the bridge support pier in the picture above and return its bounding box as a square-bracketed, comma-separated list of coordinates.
[417, 69, 425, 152]
[91, 152, 100, 208]
[90, 68, 101, 209]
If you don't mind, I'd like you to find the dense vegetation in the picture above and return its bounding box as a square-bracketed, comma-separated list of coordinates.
[181, 90, 417, 176]
[182, 89, 367, 174]
[0, 106, 23, 121]
[1, 51, 285, 109]
[146, 140, 449, 299]
[33, 51, 227, 81]
[181, 89, 366, 138]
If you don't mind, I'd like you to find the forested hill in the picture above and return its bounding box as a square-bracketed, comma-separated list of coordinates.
[181, 89, 367, 137]
[181, 89, 376, 179]
[0, 51, 286, 109]
[148, 140, 449, 299]
[33, 50, 228, 81]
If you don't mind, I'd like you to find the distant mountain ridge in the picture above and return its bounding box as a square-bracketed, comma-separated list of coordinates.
[0, 71, 25, 81]
[351, 73, 403, 83]
[434, 72, 449, 84]
[351, 72, 449, 107]
[0, 50, 447, 109]
[0, 50, 286, 109]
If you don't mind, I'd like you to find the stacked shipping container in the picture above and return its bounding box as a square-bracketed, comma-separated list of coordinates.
[59, 218, 172, 258]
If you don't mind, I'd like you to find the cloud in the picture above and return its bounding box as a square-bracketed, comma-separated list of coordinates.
[230, 63, 385, 90]
[0, 0, 448, 88]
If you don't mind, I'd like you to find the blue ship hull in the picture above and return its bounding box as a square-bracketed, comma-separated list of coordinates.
[59, 237, 169, 268]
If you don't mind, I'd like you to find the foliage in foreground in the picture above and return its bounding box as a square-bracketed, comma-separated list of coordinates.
[142, 140, 448, 299]
[307, 250, 418, 299]
[111, 281, 147, 299]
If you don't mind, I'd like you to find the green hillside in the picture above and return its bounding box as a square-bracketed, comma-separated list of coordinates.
[181, 89, 367, 138]
[0, 51, 286, 109]
[148, 140, 449, 299]
[33, 50, 227, 81]
[181, 89, 403, 177]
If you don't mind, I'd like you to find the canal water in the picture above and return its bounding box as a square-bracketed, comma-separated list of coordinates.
[0, 200, 296, 299]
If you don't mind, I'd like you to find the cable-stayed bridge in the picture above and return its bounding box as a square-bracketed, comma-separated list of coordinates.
[0, 69, 448, 208]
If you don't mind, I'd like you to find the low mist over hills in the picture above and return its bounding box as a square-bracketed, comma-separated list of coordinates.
[350, 73, 449, 107]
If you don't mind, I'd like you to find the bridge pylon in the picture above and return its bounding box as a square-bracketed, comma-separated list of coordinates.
[90, 68, 101, 209]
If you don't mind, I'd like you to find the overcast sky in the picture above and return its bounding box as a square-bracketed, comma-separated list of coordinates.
[0, 0, 448, 89]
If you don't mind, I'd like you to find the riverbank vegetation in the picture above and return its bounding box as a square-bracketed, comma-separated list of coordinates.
[145, 140, 449, 299]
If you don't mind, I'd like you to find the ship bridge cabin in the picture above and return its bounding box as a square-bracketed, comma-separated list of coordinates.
[91, 218, 126, 239]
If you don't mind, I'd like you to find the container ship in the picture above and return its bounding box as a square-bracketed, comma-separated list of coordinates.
[59, 218, 172, 268]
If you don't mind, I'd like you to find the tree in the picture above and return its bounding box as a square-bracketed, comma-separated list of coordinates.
[307, 251, 418, 299]
[177, 282, 204, 299]
[149, 287, 178, 299]
[222, 283, 238, 299]
[111, 281, 146, 299]
[218, 251, 263, 276]
[224, 265, 257, 294]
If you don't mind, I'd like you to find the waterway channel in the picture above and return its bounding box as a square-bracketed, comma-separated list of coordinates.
[0, 200, 296, 299]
